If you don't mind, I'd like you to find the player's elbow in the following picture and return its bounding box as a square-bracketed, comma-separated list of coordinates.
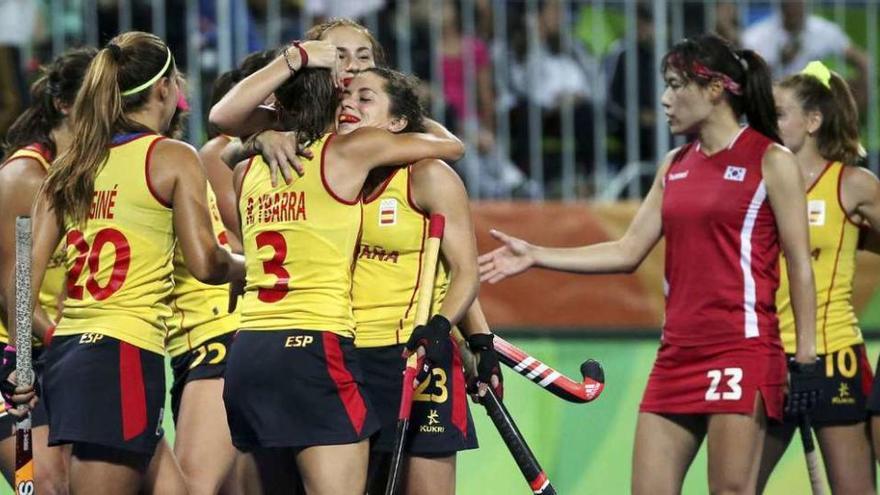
[208, 106, 237, 136]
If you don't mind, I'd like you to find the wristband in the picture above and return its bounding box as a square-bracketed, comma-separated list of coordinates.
[292, 41, 308, 69]
[282, 47, 298, 74]
[3, 345, 14, 353]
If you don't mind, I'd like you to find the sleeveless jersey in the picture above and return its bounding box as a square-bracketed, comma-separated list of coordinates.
[777, 162, 861, 354]
[661, 126, 780, 347]
[239, 134, 361, 337]
[0, 144, 65, 344]
[54, 133, 175, 354]
[165, 185, 240, 357]
[352, 167, 449, 348]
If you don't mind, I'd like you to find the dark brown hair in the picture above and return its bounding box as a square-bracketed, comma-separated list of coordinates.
[305, 18, 386, 66]
[663, 34, 780, 143]
[364, 67, 427, 133]
[778, 71, 862, 166]
[2, 47, 97, 160]
[45, 31, 176, 226]
[274, 68, 337, 145]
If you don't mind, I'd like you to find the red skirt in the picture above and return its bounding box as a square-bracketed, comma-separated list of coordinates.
[639, 339, 787, 421]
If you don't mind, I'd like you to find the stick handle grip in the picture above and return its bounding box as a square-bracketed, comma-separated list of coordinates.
[14, 217, 33, 388]
[798, 414, 825, 495]
[482, 388, 555, 494]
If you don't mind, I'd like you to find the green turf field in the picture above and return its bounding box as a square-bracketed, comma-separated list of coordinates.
[4, 337, 878, 495]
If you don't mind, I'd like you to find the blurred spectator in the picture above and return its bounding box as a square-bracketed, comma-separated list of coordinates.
[742, 0, 868, 104]
[714, 1, 741, 46]
[439, 0, 494, 141]
[506, 0, 597, 185]
[303, 0, 386, 20]
[0, 0, 37, 135]
[607, 4, 660, 164]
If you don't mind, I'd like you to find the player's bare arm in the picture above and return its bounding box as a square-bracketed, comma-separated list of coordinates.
[410, 159, 479, 327]
[479, 150, 676, 283]
[151, 139, 244, 285]
[763, 144, 817, 363]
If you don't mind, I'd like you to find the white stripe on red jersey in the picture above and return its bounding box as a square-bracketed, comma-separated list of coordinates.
[661, 126, 781, 347]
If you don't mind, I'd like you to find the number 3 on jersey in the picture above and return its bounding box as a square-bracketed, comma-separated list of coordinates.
[705, 367, 743, 401]
[256, 231, 290, 303]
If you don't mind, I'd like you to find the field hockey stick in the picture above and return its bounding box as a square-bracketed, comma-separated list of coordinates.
[453, 329, 557, 495]
[493, 336, 605, 404]
[798, 414, 825, 495]
[385, 214, 445, 495]
[14, 217, 35, 495]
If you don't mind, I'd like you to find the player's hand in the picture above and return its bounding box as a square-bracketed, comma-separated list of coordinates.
[254, 130, 312, 185]
[228, 274, 245, 313]
[786, 358, 822, 415]
[7, 380, 36, 418]
[467, 333, 503, 400]
[296, 40, 341, 87]
[478, 229, 536, 284]
[403, 315, 451, 385]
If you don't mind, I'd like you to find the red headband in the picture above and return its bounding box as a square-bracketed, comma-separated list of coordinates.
[669, 54, 743, 96]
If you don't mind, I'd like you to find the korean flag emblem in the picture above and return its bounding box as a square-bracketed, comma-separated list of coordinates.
[724, 165, 747, 182]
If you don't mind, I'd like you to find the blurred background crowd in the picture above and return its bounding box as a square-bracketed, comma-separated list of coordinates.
[0, 0, 877, 200]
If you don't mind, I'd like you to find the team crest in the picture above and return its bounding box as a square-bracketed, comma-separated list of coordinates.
[723, 165, 746, 182]
[808, 200, 826, 226]
[379, 198, 397, 226]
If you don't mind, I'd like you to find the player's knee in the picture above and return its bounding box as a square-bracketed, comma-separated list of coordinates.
[35, 478, 68, 495]
[709, 475, 752, 495]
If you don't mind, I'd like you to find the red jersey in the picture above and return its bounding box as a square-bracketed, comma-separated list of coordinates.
[661, 126, 780, 347]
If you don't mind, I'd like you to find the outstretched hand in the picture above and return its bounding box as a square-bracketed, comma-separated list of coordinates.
[477, 229, 536, 284]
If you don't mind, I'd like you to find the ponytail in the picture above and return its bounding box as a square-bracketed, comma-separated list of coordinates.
[45, 31, 174, 227]
[737, 50, 780, 144]
[2, 47, 96, 160]
[779, 67, 862, 166]
[663, 34, 780, 143]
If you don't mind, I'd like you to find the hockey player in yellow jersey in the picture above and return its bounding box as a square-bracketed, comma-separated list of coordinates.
[23, 32, 243, 494]
[758, 61, 880, 493]
[0, 48, 95, 494]
[222, 43, 464, 493]
[347, 70, 503, 495]
[166, 53, 274, 495]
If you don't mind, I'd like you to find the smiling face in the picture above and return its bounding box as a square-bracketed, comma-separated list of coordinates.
[661, 69, 717, 135]
[320, 26, 377, 85]
[335, 71, 405, 135]
[774, 86, 817, 154]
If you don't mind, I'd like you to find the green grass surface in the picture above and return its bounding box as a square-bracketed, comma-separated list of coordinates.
[5, 337, 879, 494]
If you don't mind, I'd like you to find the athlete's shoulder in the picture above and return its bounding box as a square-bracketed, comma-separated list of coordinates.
[0, 149, 48, 189]
[841, 165, 880, 206]
[409, 159, 466, 211]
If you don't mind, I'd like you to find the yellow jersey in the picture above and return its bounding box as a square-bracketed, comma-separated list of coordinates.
[0, 144, 65, 344]
[165, 185, 239, 358]
[352, 166, 449, 348]
[239, 134, 361, 337]
[54, 133, 175, 354]
[777, 162, 861, 354]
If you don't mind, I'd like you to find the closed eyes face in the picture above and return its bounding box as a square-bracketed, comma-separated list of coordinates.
[321, 26, 376, 85]
[335, 72, 394, 135]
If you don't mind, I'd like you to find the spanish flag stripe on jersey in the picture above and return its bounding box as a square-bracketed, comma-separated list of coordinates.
[777, 161, 861, 355]
[352, 165, 449, 348]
